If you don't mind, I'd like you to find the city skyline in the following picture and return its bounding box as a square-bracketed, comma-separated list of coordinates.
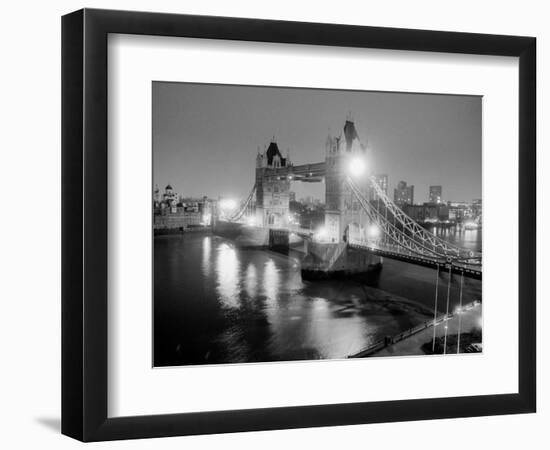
[152, 81, 483, 367]
[153, 180, 480, 207]
[153, 82, 481, 204]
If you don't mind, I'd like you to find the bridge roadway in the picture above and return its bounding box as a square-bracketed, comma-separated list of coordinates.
[265, 225, 482, 279]
[348, 241, 482, 279]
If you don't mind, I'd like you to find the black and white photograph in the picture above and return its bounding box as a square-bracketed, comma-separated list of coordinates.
[0, 0, 543, 446]
[152, 82, 483, 367]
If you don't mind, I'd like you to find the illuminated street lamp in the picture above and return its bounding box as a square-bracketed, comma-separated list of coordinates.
[456, 272, 465, 354]
[201, 213, 212, 226]
[455, 306, 463, 354]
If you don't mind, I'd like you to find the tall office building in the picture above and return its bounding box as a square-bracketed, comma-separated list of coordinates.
[394, 181, 414, 206]
[429, 185, 442, 204]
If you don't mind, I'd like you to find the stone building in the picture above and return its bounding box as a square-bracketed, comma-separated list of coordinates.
[255, 140, 292, 227]
[153, 183, 214, 231]
[153, 207, 202, 230]
[324, 120, 368, 243]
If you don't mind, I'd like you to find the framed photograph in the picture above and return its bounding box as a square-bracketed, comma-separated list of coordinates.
[62, 8, 536, 441]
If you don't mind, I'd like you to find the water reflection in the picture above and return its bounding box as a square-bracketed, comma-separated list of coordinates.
[215, 243, 240, 308]
[432, 227, 481, 252]
[244, 264, 258, 298]
[263, 259, 279, 305]
[154, 232, 482, 366]
[307, 304, 368, 359]
[201, 236, 211, 276]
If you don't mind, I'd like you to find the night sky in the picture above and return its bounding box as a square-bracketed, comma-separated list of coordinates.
[152, 82, 481, 204]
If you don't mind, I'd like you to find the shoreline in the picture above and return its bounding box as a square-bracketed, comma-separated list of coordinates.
[351, 302, 482, 358]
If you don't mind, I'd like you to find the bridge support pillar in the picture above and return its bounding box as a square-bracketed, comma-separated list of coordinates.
[268, 229, 290, 254]
[255, 140, 291, 229]
[301, 241, 382, 280]
[324, 119, 370, 244]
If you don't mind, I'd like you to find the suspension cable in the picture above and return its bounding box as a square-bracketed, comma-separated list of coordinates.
[366, 176, 481, 261]
[457, 271, 464, 354]
[229, 183, 257, 222]
[347, 177, 481, 266]
[348, 178, 444, 259]
[432, 263, 440, 353]
[443, 264, 453, 355]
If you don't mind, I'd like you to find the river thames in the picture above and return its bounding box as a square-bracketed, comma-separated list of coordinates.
[153, 227, 481, 366]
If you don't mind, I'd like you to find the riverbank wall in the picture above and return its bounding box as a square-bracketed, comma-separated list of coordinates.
[154, 225, 212, 236]
[348, 301, 481, 358]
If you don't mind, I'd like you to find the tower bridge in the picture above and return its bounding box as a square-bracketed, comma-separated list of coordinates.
[216, 119, 482, 280]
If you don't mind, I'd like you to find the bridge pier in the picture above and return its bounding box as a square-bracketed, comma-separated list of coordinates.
[268, 229, 290, 254]
[301, 241, 382, 280]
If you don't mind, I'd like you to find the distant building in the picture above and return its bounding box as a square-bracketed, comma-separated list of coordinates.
[153, 184, 160, 205]
[429, 185, 442, 204]
[447, 201, 472, 222]
[394, 181, 414, 207]
[370, 174, 388, 200]
[472, 198, 482, 218]
[153, 184, 214, 231]
[154, 198, 214, 230]
[405, 203, 449, 222]
[162, 184, 178, 212]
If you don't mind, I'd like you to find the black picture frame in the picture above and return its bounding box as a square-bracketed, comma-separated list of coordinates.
[62, 8, 536, 442]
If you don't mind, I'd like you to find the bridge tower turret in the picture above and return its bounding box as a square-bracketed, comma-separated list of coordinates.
[324, 120, 368, 243]
[255, 140, 291, 228]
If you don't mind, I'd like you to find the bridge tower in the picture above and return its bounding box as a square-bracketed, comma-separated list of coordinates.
[255, 140, 292, 228]
[324, 120, 369, 243]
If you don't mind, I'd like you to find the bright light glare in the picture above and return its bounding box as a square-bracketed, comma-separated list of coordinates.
[367, 224, 380, 239]
[314, 226, 328, 242]
[219, 198, 237, 210]
[246, 216, 256, 226]
[348, 156, 366, 177]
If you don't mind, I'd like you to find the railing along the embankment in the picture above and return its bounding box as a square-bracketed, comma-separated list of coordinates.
[348, 300, 480, 358]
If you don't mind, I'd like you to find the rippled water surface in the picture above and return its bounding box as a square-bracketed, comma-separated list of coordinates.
[154, 230, 481, 366]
